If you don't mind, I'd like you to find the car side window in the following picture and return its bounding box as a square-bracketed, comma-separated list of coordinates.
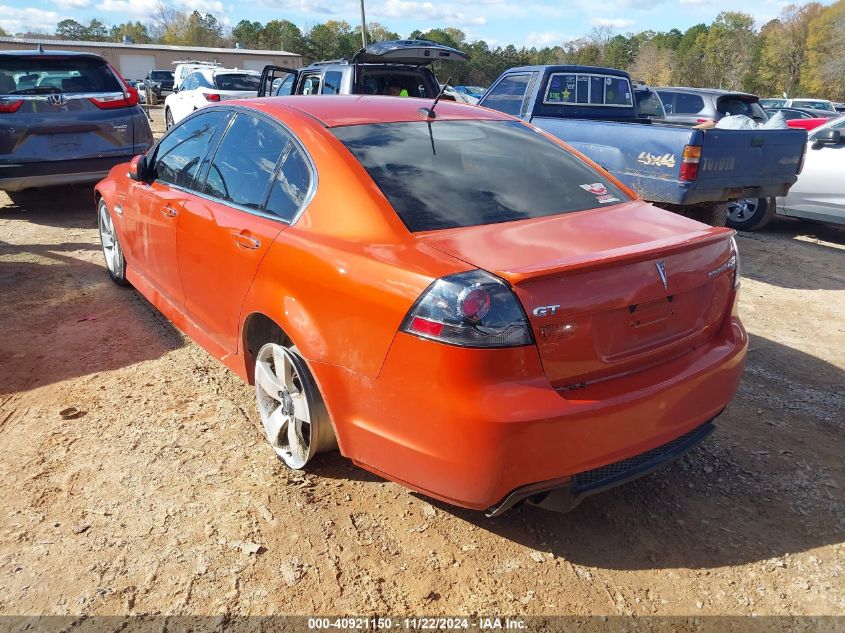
[182, 73, 198, 91]
[201, 113, 288, 210]
[196, 73, 213, 88]
[299, 74, 320, 95]
[264, 143, 313, 222]
[152, 110, 227, 189]
[675, 93, 705, 114]
[658, 91, 674, 114]
[274, 74, 295, 96]
[322, 71, 342, 95]
[482, 73, 532, 116]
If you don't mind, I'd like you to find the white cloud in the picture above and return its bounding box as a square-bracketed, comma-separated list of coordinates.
[96, 0, 158, 16]
[525, 30, 570, 47]
[371, 0, 487, 27]
[679, 0, 708, 4]
[591, 17, 636, 28]
[52, 0, 91, 8]
[190, 0, 225, 12]
[0, 5, 62, 33]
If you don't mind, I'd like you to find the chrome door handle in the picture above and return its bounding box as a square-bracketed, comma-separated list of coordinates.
[161, 205, 179, 218]
[232, 233, 261, 249]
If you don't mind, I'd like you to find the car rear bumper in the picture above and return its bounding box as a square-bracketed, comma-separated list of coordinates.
[311, 307, 748, 512]
[0, 155, 134, 192]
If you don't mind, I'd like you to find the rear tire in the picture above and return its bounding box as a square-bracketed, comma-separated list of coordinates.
[726, 197, 775, 231]
[254, 342, 337, 469]
[695, 203, 728, 227]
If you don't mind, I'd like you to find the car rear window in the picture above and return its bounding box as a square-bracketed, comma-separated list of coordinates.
[214, 74, 260, 91]
[717, 97, 766, 121]
[332, 120, 630, 232]
[0, 57, 122, 94]
[150, 71, 173, 81]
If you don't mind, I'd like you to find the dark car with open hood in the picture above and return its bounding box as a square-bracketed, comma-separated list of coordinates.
[0, 48, 153, 195]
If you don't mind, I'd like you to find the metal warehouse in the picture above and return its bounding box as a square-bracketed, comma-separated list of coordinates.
[0, 36, 302, 81]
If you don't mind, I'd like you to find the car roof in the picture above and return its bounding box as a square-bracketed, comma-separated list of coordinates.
[0, 49, 106, 62]
[656, 86, 758, 99]
[244, 95, 513, 128]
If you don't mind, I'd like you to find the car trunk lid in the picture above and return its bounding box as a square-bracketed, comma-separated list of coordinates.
[422, 201, 737, 387]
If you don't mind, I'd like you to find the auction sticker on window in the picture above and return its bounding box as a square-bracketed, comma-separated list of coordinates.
[579, 182, 608, 195]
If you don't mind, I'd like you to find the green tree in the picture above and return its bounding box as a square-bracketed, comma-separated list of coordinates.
[56, 19, 87, 40]
[232, 20, 262, 49]
[86, 18, 109, 41]
[701, 12, 755, 89]
[110, 21, 152, 44]
[261, 19, 305, 54]
[804, 0, 845, 99]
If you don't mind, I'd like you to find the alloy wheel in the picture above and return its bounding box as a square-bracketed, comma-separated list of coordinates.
[254, 343, 317, 469]
[726, 197, 760, 224]
[98, 201, 121, 276]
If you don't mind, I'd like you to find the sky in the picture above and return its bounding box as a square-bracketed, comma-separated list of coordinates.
[0, 0, 831, 47]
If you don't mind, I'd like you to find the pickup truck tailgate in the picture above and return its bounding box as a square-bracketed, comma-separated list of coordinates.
[696, 128, 807, 189]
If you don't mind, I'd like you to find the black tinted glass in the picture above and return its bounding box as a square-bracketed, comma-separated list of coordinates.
[718, 97, 766, 121]
[265, 145, 312, 221]
[151, 71, 173, 80]
[203, 113, 287, 209]
[214, 74, 259, 91]
[635, 90, 664, 117]
[333, 120, 629, 232]
[675, 93, 705, 114]
[322, 71, 342, 95]
[153, 110, 226, 188]
[482, 74, 531, 116]
[0, 57, 121, 94]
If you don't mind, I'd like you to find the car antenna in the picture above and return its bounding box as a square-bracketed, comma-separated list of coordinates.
[418, 76, 452, 119]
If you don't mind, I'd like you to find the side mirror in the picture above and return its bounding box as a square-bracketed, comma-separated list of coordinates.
[812, 129, 842, 149]
[128, 154, 149, 182]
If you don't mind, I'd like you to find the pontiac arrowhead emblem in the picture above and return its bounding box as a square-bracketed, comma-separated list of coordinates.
[655, 261, 668, 291]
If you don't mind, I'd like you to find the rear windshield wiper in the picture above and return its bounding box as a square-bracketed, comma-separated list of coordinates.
[8, 87, 62, 95]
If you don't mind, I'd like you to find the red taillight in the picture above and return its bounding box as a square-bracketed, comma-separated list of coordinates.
[0, 99, 23, 113]
[680, 145, 701, 181]
[89, 89, 138, 109]
[400, 270, 533, 348]
[409, 316, 444, 337]
[203, 93, 221, 102]
[696, 118, 713, 123]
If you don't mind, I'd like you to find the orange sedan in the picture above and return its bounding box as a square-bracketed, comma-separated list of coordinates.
[95, 96, 747, 515]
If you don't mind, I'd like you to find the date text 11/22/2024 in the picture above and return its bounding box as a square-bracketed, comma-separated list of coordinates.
[307, 617, 527, 630]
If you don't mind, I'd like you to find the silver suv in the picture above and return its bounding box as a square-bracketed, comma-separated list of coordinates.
[259, 39, 466, 100]
[656, 87, 768, 125]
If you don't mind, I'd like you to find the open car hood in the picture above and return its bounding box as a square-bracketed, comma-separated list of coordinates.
[352, 39, 467, 65]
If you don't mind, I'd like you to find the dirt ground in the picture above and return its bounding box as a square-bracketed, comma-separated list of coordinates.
[0, 109, 843, 622]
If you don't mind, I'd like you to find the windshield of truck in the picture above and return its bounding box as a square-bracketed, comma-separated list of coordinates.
[332, 119, 630, 232]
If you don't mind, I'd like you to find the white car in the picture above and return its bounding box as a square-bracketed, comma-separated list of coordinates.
[726, 115, 845, 230]
[164, 68, 260, 128]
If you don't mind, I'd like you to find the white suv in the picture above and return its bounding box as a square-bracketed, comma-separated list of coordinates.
[164, 67, 259, 128]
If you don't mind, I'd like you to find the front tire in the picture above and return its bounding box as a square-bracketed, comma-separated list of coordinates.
[726, 197, 775, 231]
[164, 107, 174, 130]
[254, 343, 337, 469]
[97, 199, 128, 286]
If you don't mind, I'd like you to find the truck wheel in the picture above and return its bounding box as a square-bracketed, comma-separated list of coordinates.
[696, 203, 728, 227]
[726, 197, 776, 232]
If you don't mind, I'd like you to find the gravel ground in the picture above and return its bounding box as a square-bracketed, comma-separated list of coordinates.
[0, 109, 843, 624]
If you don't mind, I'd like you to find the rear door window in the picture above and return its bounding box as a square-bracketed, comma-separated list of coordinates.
[264, 144, 313, 221]
[0, 57, 122, 94]
[321, 71, 343, 95]
[675, 93, 705, 114]
[299, 74, 320, 95]
[333, 119, 629, 232]
[152, 110, 227, 189]
[657, 91, 675, 114]
[201, 112, 288, 209]
[481, 73, 533, 116]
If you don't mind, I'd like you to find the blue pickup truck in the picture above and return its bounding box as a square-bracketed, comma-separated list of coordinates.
[478, 65, 807, 225]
